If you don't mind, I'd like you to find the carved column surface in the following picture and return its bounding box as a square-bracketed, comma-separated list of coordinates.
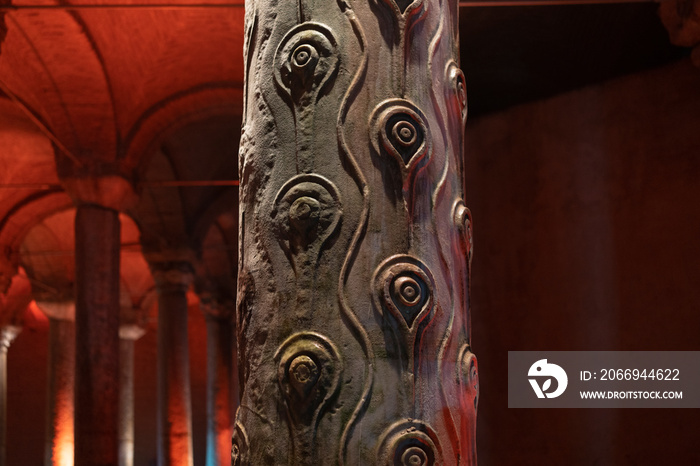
[198, 294, 237, 466]
[36, 301, 76, 466]
[150, 261, 194, 466]
[238, 0, 475, 464]
[0, 326, 19, 466]
[118, 323, 147, 466]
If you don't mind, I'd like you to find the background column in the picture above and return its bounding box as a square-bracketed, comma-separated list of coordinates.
[63, 174, 138, 466]
[197, 289, 237, 466]
[148, 259, 194, 466]
[118, 322, 146, 466]
[36, 301, 75, 466]
[0, 267, 29, 466]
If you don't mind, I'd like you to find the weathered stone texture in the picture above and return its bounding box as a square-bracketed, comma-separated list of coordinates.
[237, 0, 476, 463]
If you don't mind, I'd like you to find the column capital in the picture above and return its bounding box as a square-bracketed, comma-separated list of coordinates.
[120, 304, 148, 340]
[119, 324, 147, 341]
[660, 0, 700, 66]
[194, 275, 235, 321]
[147, 259, 195, 293]
[197, 291, 235, 321]
[61, 174, 139, 212]
[36, 300, 75, 322]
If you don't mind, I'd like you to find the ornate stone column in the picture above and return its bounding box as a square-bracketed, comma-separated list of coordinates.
[196, 287, 237, 466]
[237, 0, 476, 464]
[118, 321, 146, 466]
[148, 259, 194, 466]
[63, 175, 138, 466]
[35, 301, 76, 466]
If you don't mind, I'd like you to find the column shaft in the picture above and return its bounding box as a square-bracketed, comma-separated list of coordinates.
[45, 319, 75, 466]
[0, 345, 6, 466]
[205, 317, 236, 466]
[74, 205, 121, 466]
[238, 0, 475, 463]
[0, 327, 19, 466]
[119, 338, 135, 466]
[157, 282, 193, 466]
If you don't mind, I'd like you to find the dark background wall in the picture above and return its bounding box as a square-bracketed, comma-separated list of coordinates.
[467, 58, 700, 465]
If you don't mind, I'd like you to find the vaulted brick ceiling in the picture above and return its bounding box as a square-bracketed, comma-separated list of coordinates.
[0, 1, 688, 290]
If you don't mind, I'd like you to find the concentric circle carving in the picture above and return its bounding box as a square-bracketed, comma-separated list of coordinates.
[459, 345, 479, 411]
[374, 255, 435, 330]
[275, 332, 342, 426]
[373, 255, 436, 374]
[274, 22, 339, 103]
[446, 61, 468, 124]
[453, 199, 473, 267]
[376, 420, 443, 466]
[289, 354, 320, 396]
[370, 99, 432, 179]
[273, 174, 342, 255]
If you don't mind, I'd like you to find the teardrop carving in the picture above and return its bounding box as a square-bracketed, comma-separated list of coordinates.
[231, 420, 250, 466]
[453, 199, 473, 269]
[276, 332, 342, 424]
[370, 99, 432, 186]
[373, 255, 435, 375]
[458, 345, 479, 411]
[274, 22, 339, 106]
[376, 419, 443, 466]
[446, 61, 468, 125]
[272, 174, 342, 262]
[275, 332, 343, 463]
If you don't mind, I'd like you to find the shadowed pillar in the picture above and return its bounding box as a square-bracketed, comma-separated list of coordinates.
[63, 175, 138, 466]
[149, 260, 194, 466]
[238, 0, 474, 463]
[0, 267, 30, 466]
[36, 301, 76, 466]
[74, 206, 121, 466]
[197, 288, 237, 466]
[0, 327, 19, 466]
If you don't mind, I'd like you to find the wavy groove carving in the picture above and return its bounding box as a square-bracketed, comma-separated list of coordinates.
[429, 5, 461, 460]
[458, 345, 479, 411]
[335, 2, 375, 464]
